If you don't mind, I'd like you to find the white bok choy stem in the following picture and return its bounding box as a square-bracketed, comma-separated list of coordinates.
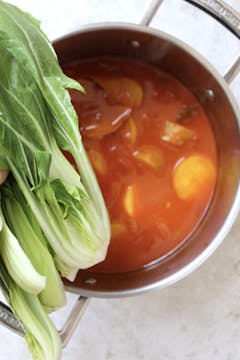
[1, 179, 66, 312]
[0, 259, 62, 360]
[0, 203, 46, 295]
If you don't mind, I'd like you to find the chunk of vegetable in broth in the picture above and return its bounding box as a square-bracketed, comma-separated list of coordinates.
[173, 155, 216, 200]
[124, 185, 135, 216]
[162, 120, 196, 146]
[122, 118, 137, 146]
[133, 146, 164, 171]
[79, 76, 142, 139]
[81, 107, 132, 139]
[87, 149, 107, 175]
[91, 76, 143, 108]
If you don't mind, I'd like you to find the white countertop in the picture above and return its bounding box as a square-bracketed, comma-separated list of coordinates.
[0, 1, 240, 359]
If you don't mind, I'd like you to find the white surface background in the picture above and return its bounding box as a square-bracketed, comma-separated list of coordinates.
[0, 0, 240, 359]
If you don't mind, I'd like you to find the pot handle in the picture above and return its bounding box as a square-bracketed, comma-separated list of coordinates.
[0, 301, 24, 336]
[140, 0, 240, 84]
[59, 296, 90, 348]
[0, 296, 90, 348]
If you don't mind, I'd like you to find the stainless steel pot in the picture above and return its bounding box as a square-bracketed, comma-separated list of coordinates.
[0, 0, 240, 348]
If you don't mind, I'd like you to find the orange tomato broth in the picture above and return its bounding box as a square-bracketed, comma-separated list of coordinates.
[62, 57, 217, 273]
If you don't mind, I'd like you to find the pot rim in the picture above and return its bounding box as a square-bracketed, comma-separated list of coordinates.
[55, 22, 240, 298]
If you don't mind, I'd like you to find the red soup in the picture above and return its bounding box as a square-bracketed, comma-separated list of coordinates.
[63, 57, 217, 273]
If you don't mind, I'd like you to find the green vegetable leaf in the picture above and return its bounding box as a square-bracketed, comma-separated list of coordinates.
[0, 33, 109, 275]
[0, 0, 110, 239]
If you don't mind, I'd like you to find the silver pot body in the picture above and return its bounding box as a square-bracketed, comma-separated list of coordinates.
[53, 23, 240, 298]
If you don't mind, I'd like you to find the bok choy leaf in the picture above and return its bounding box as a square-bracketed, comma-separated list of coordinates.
[0, 2, 110, 278]
[0, 0, 110, 240]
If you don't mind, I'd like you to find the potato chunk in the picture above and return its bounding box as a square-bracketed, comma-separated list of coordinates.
[124, 185, 135, 216]
[162, 120, 196, 146]
[173, 155, 216, 200]
[92, 76, 143, 108]
[88, 149, 106, 175]
[122, 117, 137, 146]
[133, 146, 164, 171]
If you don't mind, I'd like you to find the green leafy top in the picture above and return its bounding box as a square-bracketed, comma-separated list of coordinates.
[0, 0, 110, 277]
